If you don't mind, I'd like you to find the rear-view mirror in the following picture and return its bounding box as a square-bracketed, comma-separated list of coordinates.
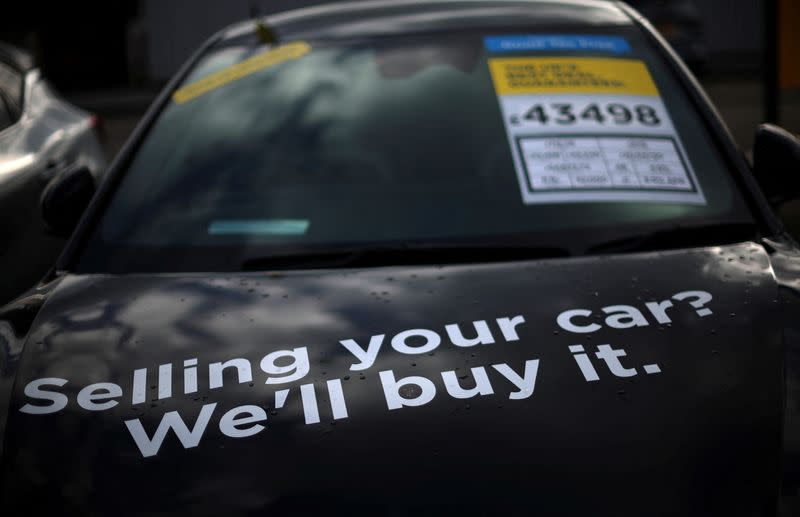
[752, 123, 800, 205]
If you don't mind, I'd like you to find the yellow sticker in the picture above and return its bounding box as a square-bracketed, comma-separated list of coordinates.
[488, 57, 659, 96]
[172, 41, 312, 104]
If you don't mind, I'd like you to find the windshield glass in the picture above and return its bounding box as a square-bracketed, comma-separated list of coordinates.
[76, 28, 755, 273]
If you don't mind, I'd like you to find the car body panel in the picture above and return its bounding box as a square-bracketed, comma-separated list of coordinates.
[0, 65, 108, 305]
[223, 0, 631, 41]
[0, 241, 792, 515]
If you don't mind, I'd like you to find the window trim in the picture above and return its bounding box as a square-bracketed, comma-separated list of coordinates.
[52, 16, 784, 277]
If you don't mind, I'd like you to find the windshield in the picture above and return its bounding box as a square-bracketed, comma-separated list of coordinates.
[76, 28, 756, 273]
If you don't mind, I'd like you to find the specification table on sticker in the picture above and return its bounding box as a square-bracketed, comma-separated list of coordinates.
[517, 135, 695, 192]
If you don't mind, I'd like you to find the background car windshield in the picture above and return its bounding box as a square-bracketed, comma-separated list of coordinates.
[77, 28, 755, 272]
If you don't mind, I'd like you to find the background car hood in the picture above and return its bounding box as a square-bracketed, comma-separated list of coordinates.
[0, 242, 785, 516]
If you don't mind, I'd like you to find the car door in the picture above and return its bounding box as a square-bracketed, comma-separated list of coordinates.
[0, 59, 38, 244]
[0, 61, 65, 305]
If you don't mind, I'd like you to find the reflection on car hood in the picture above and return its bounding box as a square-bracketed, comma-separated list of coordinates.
[0, 242, 785, 516]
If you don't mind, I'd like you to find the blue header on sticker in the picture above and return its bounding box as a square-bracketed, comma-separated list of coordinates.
[484, 35, 631, 54]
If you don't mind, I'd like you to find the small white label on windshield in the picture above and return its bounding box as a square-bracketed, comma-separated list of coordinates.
[486, 53, 706, 205]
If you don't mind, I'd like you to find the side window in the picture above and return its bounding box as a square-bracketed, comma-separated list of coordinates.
[0, 61, 23, 122]
[0, 95, 13, 131]
[0, 94, 13, 131]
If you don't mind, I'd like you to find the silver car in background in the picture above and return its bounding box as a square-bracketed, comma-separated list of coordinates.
[0, 43, 107, 304]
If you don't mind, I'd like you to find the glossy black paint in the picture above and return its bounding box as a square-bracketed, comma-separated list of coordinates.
[0, 241, 797, 516]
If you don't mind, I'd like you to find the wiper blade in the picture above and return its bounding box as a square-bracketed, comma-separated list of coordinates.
[584, 221, 759, 255]
[240, 244, 570, 271]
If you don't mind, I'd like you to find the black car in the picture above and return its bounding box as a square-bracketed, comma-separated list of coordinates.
[1, 1, 799, 515]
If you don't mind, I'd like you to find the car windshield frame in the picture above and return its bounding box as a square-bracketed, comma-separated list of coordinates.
[62, 20, 775, 275]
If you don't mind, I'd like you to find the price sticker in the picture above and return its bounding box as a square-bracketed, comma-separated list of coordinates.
[486, 38, 705, 206]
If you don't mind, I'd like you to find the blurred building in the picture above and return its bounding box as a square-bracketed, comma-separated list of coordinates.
[0, 1, 139, 90]
[695, 0, 763, 72]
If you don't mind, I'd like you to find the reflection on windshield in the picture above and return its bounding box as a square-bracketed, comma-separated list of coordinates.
[77, 31, 754, 273]
[100, 39, 506, 249]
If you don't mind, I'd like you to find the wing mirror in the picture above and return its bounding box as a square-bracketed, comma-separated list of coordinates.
[752, 123, 800, 205]
[40, 164, 96, 238]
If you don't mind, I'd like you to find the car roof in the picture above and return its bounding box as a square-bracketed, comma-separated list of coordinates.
[0, 42, 35, 71]
[222, 0, 633, 42]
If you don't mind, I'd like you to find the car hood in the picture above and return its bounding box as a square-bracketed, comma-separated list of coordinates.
[0, 241, 786, 516]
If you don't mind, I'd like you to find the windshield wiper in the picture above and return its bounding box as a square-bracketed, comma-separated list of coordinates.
[584, 221, 759, 255]
[240, 244, 570, 271]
